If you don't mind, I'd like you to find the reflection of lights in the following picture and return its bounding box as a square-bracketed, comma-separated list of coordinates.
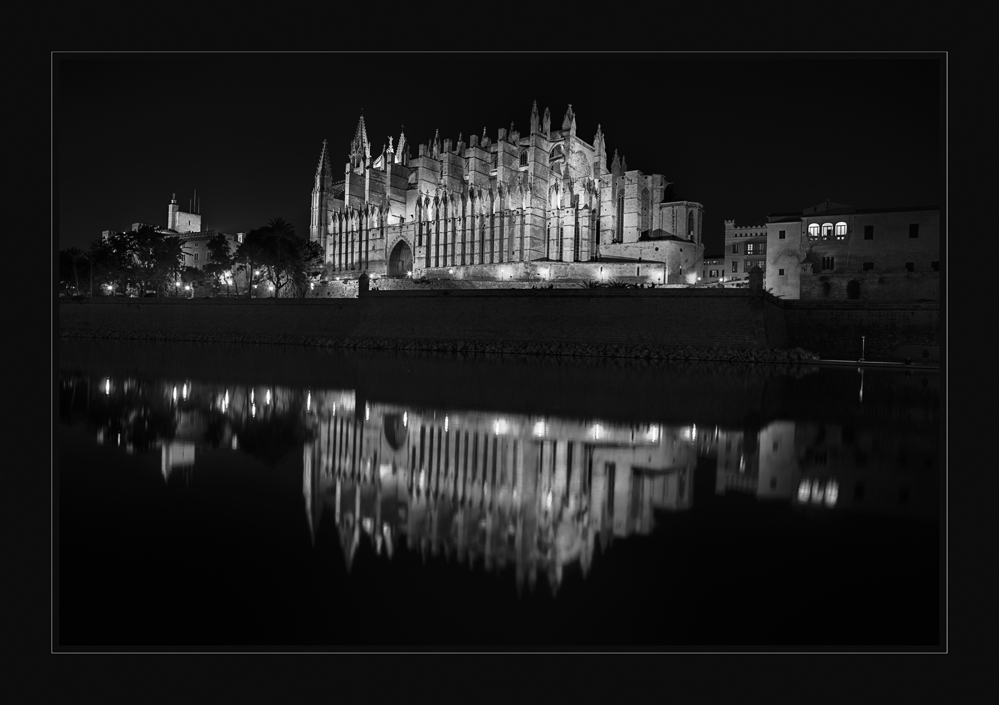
[105, 379, 110, 395]
[251, 389, 255, 403]
[231, 435, 238, 450]
[592, 424, 603, 440]
[419, 470, 426, 489]
[362, 517, 373, 533]
[797, 480, 810, 502]
[546, 491, 553, 510]
[533, 420, 546, 437]
[403, 411, 408, 428]
[172, 386, 177, 401]
[825, 481, 839, 507]
[365, 403, 370, 421]
[117, 433, 121, 446]
[332, 403, 336, 416]
[811, 480, 824, 504]
[306, 391, 311, 412]
[494, 419, 509, 435]
[96, 429, 104, 444]
[182, 383, 188, 400]
[646, 425, 660, 443]
[692, 424, 697, 440]
[444, 415, 449, 433]
[265, 389, 271, 405]
[251, 403, 256, 418]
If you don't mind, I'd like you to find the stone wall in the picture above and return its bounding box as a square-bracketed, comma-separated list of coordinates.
[783, 300, 940, 362]
[60, 289, 781, 352]
[799, 270, 940, 301]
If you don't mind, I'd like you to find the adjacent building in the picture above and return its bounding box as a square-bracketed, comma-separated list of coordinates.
[764, 201, 940, 300]
[310, 104, 705, 285]
[723, 220, 769, 286]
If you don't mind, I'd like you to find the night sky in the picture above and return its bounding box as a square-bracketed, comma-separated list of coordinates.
[54, 53, 943, 256]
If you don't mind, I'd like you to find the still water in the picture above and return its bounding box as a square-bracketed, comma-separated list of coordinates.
[56, 340, 942, 650]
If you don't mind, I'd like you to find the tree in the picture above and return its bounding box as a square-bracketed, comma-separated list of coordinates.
[289, 240, 326, 298]
[262, 217, 298, 299]
[234, 228, 271, 299]
[65, 247, 85, 294]
[132, 226, 184, 296]
[203, 233, 236, 295]
[88, 232, 135, 296]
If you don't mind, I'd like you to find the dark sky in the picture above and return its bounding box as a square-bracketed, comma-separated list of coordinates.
[55, 53, 942, 256]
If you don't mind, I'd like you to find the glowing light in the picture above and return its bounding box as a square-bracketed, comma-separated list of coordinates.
[362, 517, 373, 533]
[811, 480, 824, 504]
[444, 415, 449, 432]
[105, 379, 110, 395]
[598, 267, 608, 281]
[251, 389, 255, 403]
[117, 433, 121, 446]
[182, 383, 188, 400]
[692, 424, 697, 440]
[365, 403, 370, 421]
[172, 386, 177, 401]
[646, 425, 660, 443]
[592, 423, 603, 440]
[407, 271, 413, 278]
[231, 435, 238, 450]
[686, 272, 698, 285]
[540, 267, 550, 280]
[825, 480, 839, 507]
[546, 491, 553, 510]
[251, 403, 256, 418]
[306, 391, 311, 412]
[797, 480, 811, 502]
[494, 419, 509, 435]
[403, 411, 408, 428]
[265, 389, 271, 405]
[332, 403, 336, 416]
[448, 268, 455, 275]
[533, 420, 546, 437]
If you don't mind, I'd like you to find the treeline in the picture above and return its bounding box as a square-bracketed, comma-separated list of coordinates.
[58, 218, 324, 298]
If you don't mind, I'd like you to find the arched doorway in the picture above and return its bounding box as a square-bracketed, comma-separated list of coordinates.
[387, 239, 413, 277]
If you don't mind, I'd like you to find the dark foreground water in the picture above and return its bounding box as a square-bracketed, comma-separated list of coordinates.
[56, 340, 943, 650]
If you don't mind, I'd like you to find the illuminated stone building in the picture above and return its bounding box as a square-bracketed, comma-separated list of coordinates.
[764, 201, 940, 300]
[310, 104, 705, 286]
[723, 221, 769, 286]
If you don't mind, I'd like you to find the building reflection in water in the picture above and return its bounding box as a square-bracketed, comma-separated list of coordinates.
[60, 372, 939, 596]
[301, 396, 697, 595]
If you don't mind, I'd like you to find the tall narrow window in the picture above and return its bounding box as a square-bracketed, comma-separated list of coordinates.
[732, 243, 739, 254]
[779, 229, 786, 240]
[688, 211, 695, 239]
[909, 224, 919, 238]
[864, 225, 874, 240]
[520, 150, 528, 167]
[641, 188, 650, 233]
[821, 223, 833, 238]
[616, 188, 624, 243]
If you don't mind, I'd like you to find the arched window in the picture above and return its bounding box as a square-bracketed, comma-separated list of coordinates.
[808, 223, 820, 239]
[616, 188, 625, 243]
[835, 221, 848, 238]
[688, 211, 695, 239]
[520, 150, 528, 167]
[821, 222, 833, 238]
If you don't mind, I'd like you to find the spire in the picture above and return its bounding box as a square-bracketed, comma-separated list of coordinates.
[351, 113, 369, 159]
[611, 149, 621, 176]
[530, 100, 539, 134]
[396, 126, 407, 164]
[432, 129, 440, 158]
[542, 107, 551, 136]
[315, 139, 328, 176]
[562, 104, 575, 131]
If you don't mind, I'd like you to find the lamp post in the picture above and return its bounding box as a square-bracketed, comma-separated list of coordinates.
[859, 335, 866, 363]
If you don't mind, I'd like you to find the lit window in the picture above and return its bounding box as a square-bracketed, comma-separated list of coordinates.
[732, 261, 738, 273]
[808, 223, 820, 239]
[835, 222, 847, 238]
[864, 225, 873, 240]
[821, 223, 833, 238]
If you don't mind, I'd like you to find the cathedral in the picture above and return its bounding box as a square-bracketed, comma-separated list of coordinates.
[310, 103, 704, 285]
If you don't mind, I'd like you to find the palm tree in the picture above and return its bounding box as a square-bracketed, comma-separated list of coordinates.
[65, 247, 85, 294]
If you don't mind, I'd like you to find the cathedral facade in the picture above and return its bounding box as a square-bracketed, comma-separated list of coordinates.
[310, 104, 704, 285]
